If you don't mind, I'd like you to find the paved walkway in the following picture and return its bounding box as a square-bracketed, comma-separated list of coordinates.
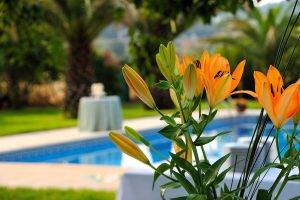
[0, 109, 260, 190]
[0, 163, 124, 190]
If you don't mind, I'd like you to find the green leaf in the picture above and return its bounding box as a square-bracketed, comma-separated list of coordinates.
[152, 163, 170, 189]
[196, 161, 211, 173]
[204, 154, 230, 186]
[170, 196, 187, 200]
[212, 166, 232, 186]
[160, 115, 177, 126]
[173, 171, 197, 194]
[195, 131, 230, 146]
[124, 126, 150, 146]
[289, 196, 300, 200]
[202, 109, 217, 122]
[174, 138, 186, 150]
[191, 95, 202, 112]
[154, 80, 171, 90]
[256, 189, 271, 200]
[249, 163, 284, 185]
[171, 196, 187, 200]
[187, 194, 207, 200]
[158, 125, 180, 140]
[170, 153, 200, 186]
[167, 41, 176, 71]
[160, 181, 181, 199]
[288, 175, 300, 181]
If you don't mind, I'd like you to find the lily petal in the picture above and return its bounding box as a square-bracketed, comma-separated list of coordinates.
[231, 60, 246, 92]
[210, 74, 232, 108]
[267, 65, 283, 97]
[275, 83, 298, 127]
[261, 81, 278, 128]
[231, 90, 258, 98]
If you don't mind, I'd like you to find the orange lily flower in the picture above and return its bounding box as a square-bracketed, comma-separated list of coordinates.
[177, 55, 204, 96]
[199, 51, 246, 108]
[292, 80, 300, 125]
[244, 66, 299, 128]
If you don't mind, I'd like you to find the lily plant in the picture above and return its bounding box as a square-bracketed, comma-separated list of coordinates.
[110, 42, 300, 200]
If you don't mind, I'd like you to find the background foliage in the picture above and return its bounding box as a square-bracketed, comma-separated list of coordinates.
[0, 0, 65, 108]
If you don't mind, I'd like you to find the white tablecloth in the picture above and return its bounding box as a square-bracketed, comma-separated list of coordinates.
[117, 168, 300, 200]
[78, 96, 122, 131]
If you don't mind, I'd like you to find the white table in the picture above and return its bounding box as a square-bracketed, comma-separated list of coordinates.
[78, 96, 122, 132]
[118, 168, 300, 200]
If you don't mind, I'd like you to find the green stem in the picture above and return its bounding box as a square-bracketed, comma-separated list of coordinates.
[149, 164, 177, 182]
[275, 128, 282, 162]
[268, 169, 286, 195]
[274, 169, 290, 200]
[198, 93, 203, 121]
[289, 124, 297, 150]
[154, 107, 165, 117]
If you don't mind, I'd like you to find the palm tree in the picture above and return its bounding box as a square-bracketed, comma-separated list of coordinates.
[42, 0, 121, 117]
[205, 6, 299, 82]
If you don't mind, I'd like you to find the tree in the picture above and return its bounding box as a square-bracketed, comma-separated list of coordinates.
[126, 0, 253, 108]
[42, 0, 122, 117]
[0, 0, 65, 108]
[205, 5, 300, 87]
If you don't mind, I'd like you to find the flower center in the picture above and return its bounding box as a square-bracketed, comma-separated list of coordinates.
[194, 60, 201, 69]
[214, 70, 229, 79]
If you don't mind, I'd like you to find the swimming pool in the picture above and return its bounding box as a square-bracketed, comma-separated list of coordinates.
[0, 116, 298, 166]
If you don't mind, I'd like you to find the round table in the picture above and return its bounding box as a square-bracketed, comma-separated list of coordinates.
[78, 96, 122, 132]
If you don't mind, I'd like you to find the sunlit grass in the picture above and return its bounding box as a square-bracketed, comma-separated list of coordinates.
[0, 187, 115, 200]
[0, 100, 260, 136]
[0, 107, 77, 136]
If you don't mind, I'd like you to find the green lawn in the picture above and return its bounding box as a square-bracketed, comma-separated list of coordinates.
[0, 101, 260, 136]
[0, 187, 115, 200]
[0, 107, 77, 136]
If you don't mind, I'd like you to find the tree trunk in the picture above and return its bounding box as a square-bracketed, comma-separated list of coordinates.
[64, 40, 93, 118]
[6, 69, 22, 109]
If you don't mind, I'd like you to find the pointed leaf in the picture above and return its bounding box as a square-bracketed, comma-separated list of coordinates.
[153, 163, 170, 189]
[160, 181, 181, 199]
[195, 131, 230, 146]
[170, 153, 200, 185]
[204, 154, 230, 186]
[124, 126, 150, 146]
[256, 189, 271, 200]
[160, 115, 177, 127]
[159, 125, 180, 140]
[249, 163, 284, 185]
[187, 194, 207, 200]
[173, 171, 197, 194]
[154, 80, 171, 90]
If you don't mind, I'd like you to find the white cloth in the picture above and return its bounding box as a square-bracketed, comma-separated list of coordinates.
[117, 168, 300, 200]
[78, 96, 122, 131]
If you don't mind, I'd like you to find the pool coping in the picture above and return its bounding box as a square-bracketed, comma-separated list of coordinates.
[0, 109, 261, 154]
[0, 162, 125, 190]
[0, 109, 262, 190]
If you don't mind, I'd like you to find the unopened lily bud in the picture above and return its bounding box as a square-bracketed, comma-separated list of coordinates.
[169, 88, 179, 108]
[122, 65, 156, 109]
[109, 132, 150, 165]
[156, 42, 176, 82]
[183, 64, 196, 99]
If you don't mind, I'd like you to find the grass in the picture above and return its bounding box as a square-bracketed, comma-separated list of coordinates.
[122, 103, 174, 119]
[0, 107, 77, 137]
[0, 100, 260, 136]
[0, 187, 115, 200]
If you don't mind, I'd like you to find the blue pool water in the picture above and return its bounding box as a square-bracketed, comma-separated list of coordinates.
[0, 116, 298, 166]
